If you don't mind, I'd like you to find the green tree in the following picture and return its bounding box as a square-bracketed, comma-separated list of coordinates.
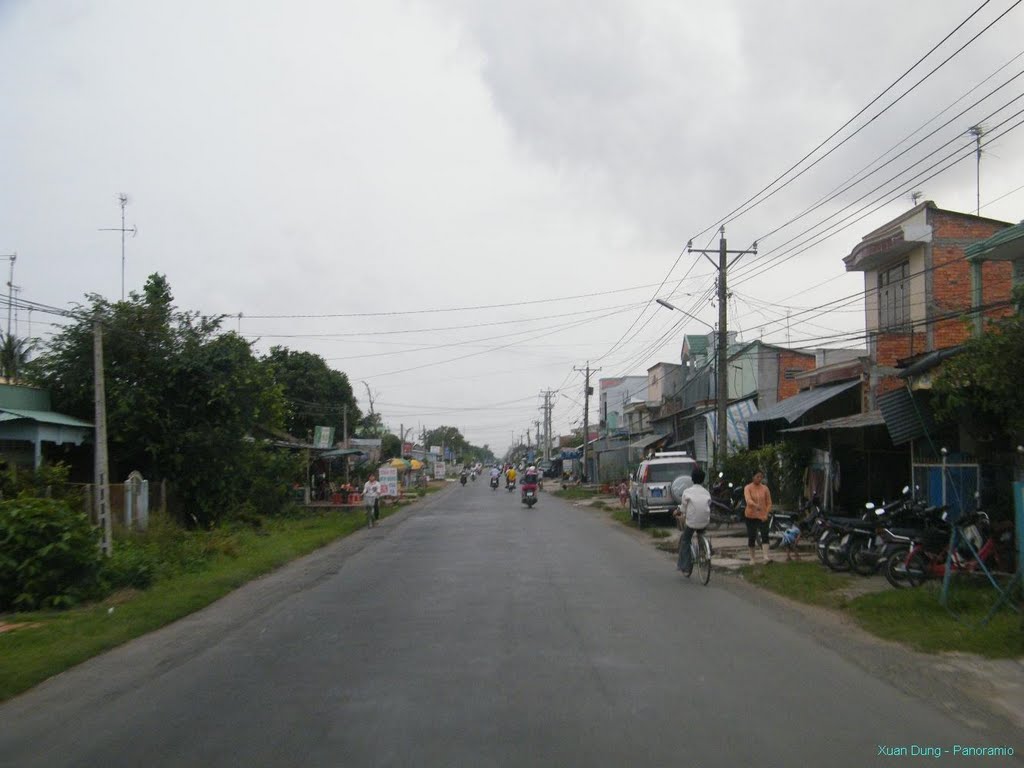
[263, 347, 360, 441]
[28, 274, 289, 526]
[932, 288, 1024, 444]
[0, 333, 34, 382]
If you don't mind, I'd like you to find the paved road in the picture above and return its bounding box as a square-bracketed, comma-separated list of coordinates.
[1, 483, 1020, 767]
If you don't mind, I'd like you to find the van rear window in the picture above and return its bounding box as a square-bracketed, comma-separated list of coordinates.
[646, 463, 693, 483]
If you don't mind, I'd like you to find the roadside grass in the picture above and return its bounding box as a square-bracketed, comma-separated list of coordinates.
[552, 487, 602, 501]
[650, 528, 671, 539]
[610, 508, 632, 526]
[742, 562, 1024, 658]
[846, 581, 1024, 658]
[0, 503, 402, 702]
[741, 561, 857, 609]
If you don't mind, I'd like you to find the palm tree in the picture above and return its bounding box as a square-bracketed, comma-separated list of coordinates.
[0, 333, 33, 382]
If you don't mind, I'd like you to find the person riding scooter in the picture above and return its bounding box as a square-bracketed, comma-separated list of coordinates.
[460, 470, 468, 486]
[505, 465, 517, 492]
[520, 467, 539, 507]
[489, 465, 501, 491]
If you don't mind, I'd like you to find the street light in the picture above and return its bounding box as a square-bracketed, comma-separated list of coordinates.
[655, 298, 715, 330]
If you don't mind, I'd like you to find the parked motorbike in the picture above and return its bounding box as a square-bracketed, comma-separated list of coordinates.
[812, 487, 915, 573]
[892, 507, 1014, 588]
[708, 473, 746, 527]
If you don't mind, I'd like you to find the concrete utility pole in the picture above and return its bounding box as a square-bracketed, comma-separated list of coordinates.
[1, 253, 16, 340]
[93, 320, 113, 555]
[574, 363, 600, 482]
[688, 228, 756, 467]
[540, 389, 555, 463]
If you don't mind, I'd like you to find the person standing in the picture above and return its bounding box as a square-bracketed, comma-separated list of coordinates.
[674, 467, 712, 576]
[362, 473, 382, 528]
[744, 470, 773, 563]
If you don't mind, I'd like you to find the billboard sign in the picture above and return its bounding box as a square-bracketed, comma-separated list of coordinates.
[379, 467, 399, 497]
[434, 461, 446, 480]
[312, 426, 335, 449]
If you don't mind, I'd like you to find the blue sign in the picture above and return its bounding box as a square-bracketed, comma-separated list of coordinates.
[561, 450, 580, 460]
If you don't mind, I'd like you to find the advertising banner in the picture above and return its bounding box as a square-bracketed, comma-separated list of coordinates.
[434, 461, 446, 480]
[379, 467, 399, 497]
[312, 426, 335, 449]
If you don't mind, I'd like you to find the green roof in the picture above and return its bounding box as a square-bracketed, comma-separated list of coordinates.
[0, 408, 93, 429]
[684, 335, 708, 356]
[964, 221, 1024, 261]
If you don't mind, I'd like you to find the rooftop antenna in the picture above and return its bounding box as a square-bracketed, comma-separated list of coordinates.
[98, 193, 137, 301]
[910, 190, 923, 206]
[968, 125, 985, 215]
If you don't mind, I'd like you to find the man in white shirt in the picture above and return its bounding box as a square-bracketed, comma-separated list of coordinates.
[674, 467, 711, 576]
[362, 473, 382, 528]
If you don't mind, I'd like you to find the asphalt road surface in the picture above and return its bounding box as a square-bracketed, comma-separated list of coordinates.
[1, 483, 1020, 767]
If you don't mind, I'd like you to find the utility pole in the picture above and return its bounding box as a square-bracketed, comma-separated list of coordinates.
[93, 320, 113, 555]
[574, 362, 600, 483]
[1, 253, 15, 340]
[98, 194, 136, 301]
[688, 227, 756, 467]
[540, 389, 555, 463]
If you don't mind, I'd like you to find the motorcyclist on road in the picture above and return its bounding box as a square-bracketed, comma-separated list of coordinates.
[505, 466, 517, 488]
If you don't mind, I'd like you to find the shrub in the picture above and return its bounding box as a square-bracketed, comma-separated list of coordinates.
[100, 539, 156, 590]
[717, 442, 810, 506]
[0, 497, 102, 610]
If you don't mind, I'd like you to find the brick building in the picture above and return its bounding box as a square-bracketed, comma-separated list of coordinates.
[843, 201, 1014, 405]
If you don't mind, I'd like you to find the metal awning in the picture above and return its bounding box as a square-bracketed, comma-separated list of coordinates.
[319, 447, 366, 458]
[0, 408, 92, 428]
[878, 388, 936, 446]
[780, 411, 886, 434]
[629, 433, 669, 451]
[747, 380, 860, 424]
[965, 220, 1024, 262]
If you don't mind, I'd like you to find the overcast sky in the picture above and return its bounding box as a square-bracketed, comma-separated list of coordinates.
[2, 0, 1023, 452]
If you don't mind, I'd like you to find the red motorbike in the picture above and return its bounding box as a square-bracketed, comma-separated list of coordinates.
[520, 471, 539, 508]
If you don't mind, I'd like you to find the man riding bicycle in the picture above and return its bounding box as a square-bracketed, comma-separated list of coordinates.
[674, 467, 711, 577]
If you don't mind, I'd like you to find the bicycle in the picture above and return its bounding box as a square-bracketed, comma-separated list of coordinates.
[691, 528, 712, 585]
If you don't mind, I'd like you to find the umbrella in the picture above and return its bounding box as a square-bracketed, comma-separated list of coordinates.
[409, 459, 424, 470]
[385, 458, 411, 469]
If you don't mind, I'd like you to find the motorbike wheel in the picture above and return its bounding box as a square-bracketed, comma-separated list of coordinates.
[905, 550, 930, 588]
[848, 537, 880, 577]
[884, 548, 911, 589]
[815, 530, 830, 564]
[823, 532, 851, 572]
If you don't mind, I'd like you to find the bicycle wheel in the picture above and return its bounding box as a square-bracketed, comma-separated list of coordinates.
[696, 533, 711, 585]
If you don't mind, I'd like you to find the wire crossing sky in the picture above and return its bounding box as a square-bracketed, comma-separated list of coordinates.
[1, 0, 1022, 451]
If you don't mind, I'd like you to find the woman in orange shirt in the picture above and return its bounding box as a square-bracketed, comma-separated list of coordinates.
[744, 470, 773, 564]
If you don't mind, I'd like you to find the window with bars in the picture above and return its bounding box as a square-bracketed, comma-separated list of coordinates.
[878, 261, 909, 330]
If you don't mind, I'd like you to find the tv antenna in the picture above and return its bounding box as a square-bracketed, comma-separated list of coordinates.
[98, 193, 137, 300]
[968, 125, 985, 215]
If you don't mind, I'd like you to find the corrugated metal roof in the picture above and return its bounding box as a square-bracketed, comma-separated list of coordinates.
[964, 220, 1024, 261]
[0, 408, 93, 429]
[705, 398, 759, 448]
[746, 380, 860, 424]
[629, 432, 669, 450]
[780, 411, 886, 433]
[878, 388, 936, 445]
